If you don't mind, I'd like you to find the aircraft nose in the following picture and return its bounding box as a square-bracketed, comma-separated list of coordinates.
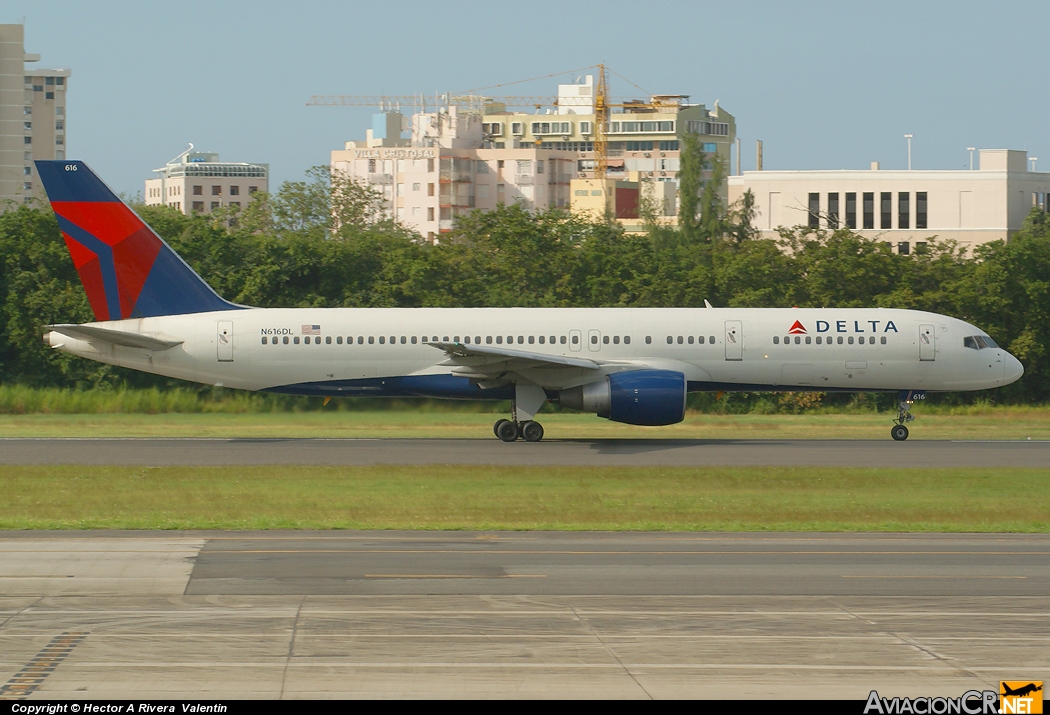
[1004, 353, 1024, 384]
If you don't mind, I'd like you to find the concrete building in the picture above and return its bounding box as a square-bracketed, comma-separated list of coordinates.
[144, 147, 268, 215]
[330, 75, 735, 239]
[331, 106, 577, 240]
[727, 150, 1050, 253]
[1, 24, 70, 209]
[482, 75, 735, 185]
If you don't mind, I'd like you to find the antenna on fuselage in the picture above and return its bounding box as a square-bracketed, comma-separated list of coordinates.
[704, 300, 714, 309]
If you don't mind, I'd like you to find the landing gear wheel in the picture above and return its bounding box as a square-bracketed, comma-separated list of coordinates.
[521, 420, 544, 443]
[494, 418, 510, 438]
[496, 420, 520, 442]
[891, 425, 909, 441]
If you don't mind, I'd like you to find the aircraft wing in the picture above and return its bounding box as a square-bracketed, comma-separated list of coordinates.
[45, 324, 184, 351]
[428, 341, 601, 374]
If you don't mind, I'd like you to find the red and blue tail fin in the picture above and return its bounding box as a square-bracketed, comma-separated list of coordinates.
[35, 160, 241, 321]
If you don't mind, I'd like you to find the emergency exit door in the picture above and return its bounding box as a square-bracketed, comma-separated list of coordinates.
[724, 320, 743, 361]
[919, 324, 935, 361]
[217, 321, 234, 362]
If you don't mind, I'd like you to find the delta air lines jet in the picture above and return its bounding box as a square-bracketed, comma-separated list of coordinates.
[35, 161, 1024, 441]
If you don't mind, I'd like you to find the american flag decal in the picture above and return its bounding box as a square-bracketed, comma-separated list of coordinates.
[302, 324, 321, 335]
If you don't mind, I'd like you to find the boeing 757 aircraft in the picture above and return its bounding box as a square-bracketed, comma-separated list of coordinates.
[35, 160, 1023, 442]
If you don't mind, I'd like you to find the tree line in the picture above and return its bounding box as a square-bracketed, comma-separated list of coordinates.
[1, 146, 1048, 404]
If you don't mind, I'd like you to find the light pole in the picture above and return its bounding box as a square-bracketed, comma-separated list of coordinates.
[967, 147, 976, 170]
[904, 134, 913, 170]
[1030, 157, 1038, 172]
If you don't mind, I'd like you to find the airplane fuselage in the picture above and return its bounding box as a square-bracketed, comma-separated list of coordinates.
[46, 306, 1022, 399]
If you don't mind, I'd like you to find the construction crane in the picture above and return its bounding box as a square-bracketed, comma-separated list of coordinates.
[306, 94, 558, 111]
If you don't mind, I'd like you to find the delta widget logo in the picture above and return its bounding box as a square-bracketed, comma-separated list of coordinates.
[788, 320, 807, 335]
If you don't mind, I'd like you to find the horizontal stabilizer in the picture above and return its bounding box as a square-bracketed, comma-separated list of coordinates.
[45, 324, 184, 351]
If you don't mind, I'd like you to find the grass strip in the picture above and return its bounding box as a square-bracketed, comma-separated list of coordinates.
[3, 410, 1050, 440]
[1, 465, 1047, 532]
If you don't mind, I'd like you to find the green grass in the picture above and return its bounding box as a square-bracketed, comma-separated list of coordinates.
[1, 465, 1047, 532]
[3, 409, 1050, 440]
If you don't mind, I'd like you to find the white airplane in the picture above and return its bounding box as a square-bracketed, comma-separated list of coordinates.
[36, 160, 1023, 442]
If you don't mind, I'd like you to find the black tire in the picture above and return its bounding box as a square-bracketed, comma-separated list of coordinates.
[497, 420, 520, 442]
[891, 425, 909, 441]
[494, 418, 509, 438]
[521, 421, 544, 443]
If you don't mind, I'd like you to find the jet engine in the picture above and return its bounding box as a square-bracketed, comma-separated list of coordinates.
[559, 370, 687, 426]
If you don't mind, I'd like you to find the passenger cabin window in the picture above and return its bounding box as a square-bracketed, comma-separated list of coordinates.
[571, 335, 578, 345]
[774, 336, 780, 344]
[698, 336, 705, 344]
[325, 336, 332, 344]
[624, 336, 631, 345]
[646, 336, 652, 344]
[283, 337, 289, 344]
[293, 337, 300, 344]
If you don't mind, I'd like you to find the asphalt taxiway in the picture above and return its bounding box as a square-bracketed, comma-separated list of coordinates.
[0, 532, 1047, 698]
[3, 437, 1050, 466]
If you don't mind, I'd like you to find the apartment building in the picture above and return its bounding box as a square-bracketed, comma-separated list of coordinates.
[144, 147, 268, 215]
[331, 106, 577, 240]
[1, 24, 70, 209]
[482, 74, 736, 214]
[727, 150, 1050, 253]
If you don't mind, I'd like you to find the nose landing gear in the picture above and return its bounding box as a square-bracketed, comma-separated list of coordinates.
[891, 391, 921, 441]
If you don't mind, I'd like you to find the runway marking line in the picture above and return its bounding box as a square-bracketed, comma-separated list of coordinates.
[195, 549, 1050, 555]
[361, 574, 546, 579]
[842, 575, 1027, 579]
[4, 661, 1025, 672]
[0, 631, 87, 699]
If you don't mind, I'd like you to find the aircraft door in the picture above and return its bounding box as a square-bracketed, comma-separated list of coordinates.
[217, 320, 234, 362]
[724, 320, 743, 361]
[919, 324, 935, 361]
[587, 329, 601, 352]
[569, 329, 582, 352]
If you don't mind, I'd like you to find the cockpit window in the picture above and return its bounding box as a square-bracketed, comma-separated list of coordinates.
[964, 335, 999, 350]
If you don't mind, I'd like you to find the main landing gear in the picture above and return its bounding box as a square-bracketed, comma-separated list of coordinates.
[493, 418, 544, 443]
[494, 383, 547, 442]
[891, 391, 920, 441]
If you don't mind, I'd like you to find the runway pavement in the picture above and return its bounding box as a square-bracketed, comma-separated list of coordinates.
[0, 532, 1047, 698]
[3, 437, 1050, 466]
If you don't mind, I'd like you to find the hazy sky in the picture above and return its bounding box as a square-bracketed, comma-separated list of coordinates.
[8, 0, 1049, 195]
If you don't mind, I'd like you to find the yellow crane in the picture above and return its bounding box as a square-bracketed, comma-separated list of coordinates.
[591, 63, 690, 181]
[306, 94, 557, 111]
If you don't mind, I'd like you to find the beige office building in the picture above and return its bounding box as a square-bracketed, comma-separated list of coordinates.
[727, 150, 1050, 253]
[144, 147, 268, 215]
[1, 24, 69, 209]
[482, 74, 735, 189]
[332, 107, 577, 241]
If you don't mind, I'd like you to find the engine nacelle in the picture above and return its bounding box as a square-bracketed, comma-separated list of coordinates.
[559, 370, 686, 426]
